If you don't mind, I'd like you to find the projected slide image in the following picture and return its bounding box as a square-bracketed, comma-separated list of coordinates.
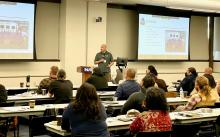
[0, 20, 29, 49]
[165, 30, 186, 52]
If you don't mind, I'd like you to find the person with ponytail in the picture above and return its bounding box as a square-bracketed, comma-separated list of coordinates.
[176, 76, 216, 111]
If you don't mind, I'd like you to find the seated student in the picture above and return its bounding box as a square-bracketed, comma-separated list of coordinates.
[191, 74, 219, 101]
[62, 83, 109, 137]
[48, 69, 73, 104]
[37, 66, 59, 94]
[114, 68, 141, 100]
[121, 75, 155, 114]
[176, 76, 216, 111]
[147, 72, 168, 92]
[129, 87, 172, 134]
[86, 67, 108, 90]
[177, 67, 198, 95]
[0, 84, 7, 104]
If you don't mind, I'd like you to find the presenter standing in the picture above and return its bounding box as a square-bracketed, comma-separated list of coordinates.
[94, 44, 114, 82]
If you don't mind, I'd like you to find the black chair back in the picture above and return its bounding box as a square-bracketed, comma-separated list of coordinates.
[7, 89, 28, 96]
[0, 102, 15, 107]
[136, 131, 172, 137]
[172, 122, 201, 137]
[35, 99, 55, 105]
[29, 115, 56, 137]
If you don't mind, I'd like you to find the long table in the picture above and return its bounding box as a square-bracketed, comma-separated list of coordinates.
[44, 108, 220, 136]
[7, 91, 116, 104]
[2, 97, 188, 117]
[7, 94, 51, 103]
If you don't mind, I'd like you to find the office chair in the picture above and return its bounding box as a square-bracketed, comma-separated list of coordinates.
[136, 131, 172, 137]
[0, 102, 16, 137]
[172, 122, 201, 137]
[29, 115, 56, 137]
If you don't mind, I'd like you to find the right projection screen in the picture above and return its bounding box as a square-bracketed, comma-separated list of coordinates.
[138, 14, 190, 60]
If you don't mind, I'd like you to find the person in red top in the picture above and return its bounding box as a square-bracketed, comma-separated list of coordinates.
[129, 87, 172, 134]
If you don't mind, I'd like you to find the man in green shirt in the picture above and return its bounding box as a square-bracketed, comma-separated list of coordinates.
[94, 44, 114, 81]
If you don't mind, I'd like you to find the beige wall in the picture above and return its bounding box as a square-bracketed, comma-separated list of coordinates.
[35, 2, 60, 59]
[106, 8, 217, 86]
[190, 16, 209, 60]
[87, 2, 107, 66]
[0, 2, 61, 87]
[2, 1, 220, 88]
[59, 0, 107, 86]
[0, 62, 60, 87]
[107, 8, 138, 60]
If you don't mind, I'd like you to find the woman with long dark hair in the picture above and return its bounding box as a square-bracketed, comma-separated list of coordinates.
[130, 87, 171, 133]
[62, 83, 109, 137]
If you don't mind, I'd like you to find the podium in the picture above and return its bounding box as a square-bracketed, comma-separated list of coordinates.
[77, 66, 92, 83]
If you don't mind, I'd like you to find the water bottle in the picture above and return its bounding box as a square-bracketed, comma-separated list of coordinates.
[26, 75, 30, 87]
[180, 87, 184, 98]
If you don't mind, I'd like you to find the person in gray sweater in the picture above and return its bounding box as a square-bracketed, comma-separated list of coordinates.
[121, 75, 155, 114]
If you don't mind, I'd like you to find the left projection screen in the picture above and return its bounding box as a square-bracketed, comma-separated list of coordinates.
[0, 1, 35, 59]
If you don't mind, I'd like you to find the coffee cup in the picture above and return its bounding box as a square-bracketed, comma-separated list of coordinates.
[56, 115, 62, 126]
[20, 82, 24, 88]
[29, 100, 35, 108]
[112, 97, 118, 101]
[42, 89, 46, 95]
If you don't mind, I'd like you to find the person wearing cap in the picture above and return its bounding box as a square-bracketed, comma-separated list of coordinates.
[48, 69, 73, 104]
[37, 66, 59, 94]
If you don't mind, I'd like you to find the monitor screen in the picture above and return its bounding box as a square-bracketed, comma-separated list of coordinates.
[138, 14, 190, 60]
[0, 1, 35, 59]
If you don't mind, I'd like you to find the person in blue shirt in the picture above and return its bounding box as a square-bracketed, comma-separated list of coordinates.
[62, 82, 109, 137]
[114, 68, 141, 100]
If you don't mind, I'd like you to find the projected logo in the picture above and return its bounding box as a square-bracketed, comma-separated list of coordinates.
[165, 30, 186, 52]
[0, 20, 29, 49]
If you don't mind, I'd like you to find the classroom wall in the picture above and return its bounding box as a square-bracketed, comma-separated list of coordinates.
[106, 8, 220, 86]
[35, 2, 60, 59]
[0, 2, 61, 87]
[1, 0, 220, 88]
[59, 0, 107, 86]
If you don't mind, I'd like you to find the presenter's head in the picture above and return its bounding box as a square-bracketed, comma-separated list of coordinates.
[50, 66, 59, 79]
[100, 44, 107, 53]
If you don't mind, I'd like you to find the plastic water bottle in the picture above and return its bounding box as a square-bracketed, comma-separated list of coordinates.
[180, 87, 184, 98]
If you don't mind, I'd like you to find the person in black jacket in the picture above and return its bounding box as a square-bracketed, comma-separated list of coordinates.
[48, 69, 73, 104]
[86, 67, 108, 90]
[177, 67, 198, 95]
[0, 84, 7, 104]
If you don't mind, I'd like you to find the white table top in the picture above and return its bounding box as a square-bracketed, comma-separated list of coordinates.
[6, 87, 38, 90]
[7, 93, 50, 103]
[0, 96, 189, 118]
[72, 90, 115, 99]
[44, 108, 220, 136]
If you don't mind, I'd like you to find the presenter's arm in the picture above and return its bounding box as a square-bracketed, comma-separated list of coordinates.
[108, 53, 114, 67]
[94, 53, 104, 64]
[108, 61, 114, 67]
[94, 59, 104, 64]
